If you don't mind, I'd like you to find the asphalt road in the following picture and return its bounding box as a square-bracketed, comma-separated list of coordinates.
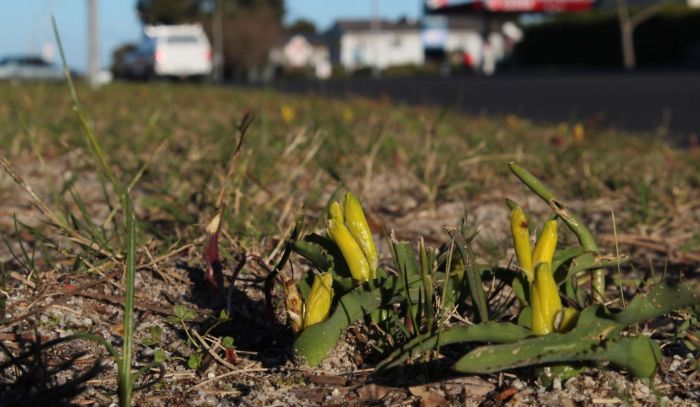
[272, 71, 700, 140]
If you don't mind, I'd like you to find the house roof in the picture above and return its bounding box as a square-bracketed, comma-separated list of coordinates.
[330, 17, 482, 33]
[332, 19, 420, 32]
[274, 33, 327, 48]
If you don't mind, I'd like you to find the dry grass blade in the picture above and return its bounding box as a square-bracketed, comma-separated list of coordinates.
[187, 366, 268, 392]
[215, 110, 254, 209]
[192, 331, 236, 370]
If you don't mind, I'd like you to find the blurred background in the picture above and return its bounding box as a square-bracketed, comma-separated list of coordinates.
[1, 0, 699, 135]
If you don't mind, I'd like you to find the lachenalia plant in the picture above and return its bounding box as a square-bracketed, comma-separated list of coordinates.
[376, 163, 700, 381]
[284, 192, 441, 366]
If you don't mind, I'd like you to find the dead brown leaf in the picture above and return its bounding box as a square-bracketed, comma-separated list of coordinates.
[409, 385, 447, 407]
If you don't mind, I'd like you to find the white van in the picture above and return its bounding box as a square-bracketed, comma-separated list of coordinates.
[127, 24, 213, 79]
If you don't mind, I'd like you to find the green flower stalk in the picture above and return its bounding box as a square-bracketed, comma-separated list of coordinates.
[327, 193, 378, 282]
[510, 207, 533, 282]
[303, 272, 334, 328]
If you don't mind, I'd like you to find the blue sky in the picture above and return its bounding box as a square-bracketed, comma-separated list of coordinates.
[0, 1, 422, 72]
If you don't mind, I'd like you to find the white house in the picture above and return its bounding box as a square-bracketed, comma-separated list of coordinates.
[327, 19, 425, 71]
[268, 34, 331, 78]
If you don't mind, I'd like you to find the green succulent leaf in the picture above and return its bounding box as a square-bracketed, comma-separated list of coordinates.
[614, 280, 700, 326]
[551, 247, 585, 284]
[593, 336, 661, 378]
[377, 322, 532, 371]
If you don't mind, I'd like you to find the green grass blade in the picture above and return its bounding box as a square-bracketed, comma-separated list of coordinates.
[118, 200, 136, 406]
[447, 229, 488, 322]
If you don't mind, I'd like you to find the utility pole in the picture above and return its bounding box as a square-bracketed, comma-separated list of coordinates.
[87, 0, 99, 87]
[212, 0, 224, 82]
[371, 0, 381, 78]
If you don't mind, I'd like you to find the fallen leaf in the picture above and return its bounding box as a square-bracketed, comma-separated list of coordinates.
[354, 384, 397, 402]
[443, 376, 495, 398]
[409, 385, 447, 407]
[203, 209, 224, 299]
[308, 375, 348, 386]
[495, 386, 518, 402]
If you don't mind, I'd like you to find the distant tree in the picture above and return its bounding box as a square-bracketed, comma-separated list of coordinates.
[136, 0, 202, 25]
[286, 18, 317, 35]
[200, 0, 284, 78]
[234, 0, 284, 17]
[615, 0, 671, 69]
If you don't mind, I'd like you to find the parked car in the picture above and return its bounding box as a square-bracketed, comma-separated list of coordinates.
[124, 24, 213, 80]
[0, 56, 64, 81]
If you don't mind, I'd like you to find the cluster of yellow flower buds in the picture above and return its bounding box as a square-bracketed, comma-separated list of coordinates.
[511, 207, 578, 335]
[327, 192, 379, 282]
[287, 192, 377, 334]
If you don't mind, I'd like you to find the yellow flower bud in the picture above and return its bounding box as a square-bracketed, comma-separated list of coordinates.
[327, 205, 371, 282]
[554, 307, 579, 333]
[284, 279, 303, 334]
[342, 108, 353, 123]
[530, 283, 549, 335]
[573, 123, 585, 144]
[510, 207, 533, 282]
[532, 219, 558, 268]
[343, 192, 378, 277]
[281, 105, 295, 123]
[329, 201, 344, 224]
[530, 263, 562, 336]
[303, 272, 334, 328]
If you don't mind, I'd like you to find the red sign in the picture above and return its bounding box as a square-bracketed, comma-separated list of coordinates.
[426, 0, 594, 12]
[484, 0, 593, 11]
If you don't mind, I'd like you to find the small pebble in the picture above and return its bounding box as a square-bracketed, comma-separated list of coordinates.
[331, 388, 341, 397]
[552, 378, 562, 391]
[207, 372, 216, 379]
[513, 380, 526, 390]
